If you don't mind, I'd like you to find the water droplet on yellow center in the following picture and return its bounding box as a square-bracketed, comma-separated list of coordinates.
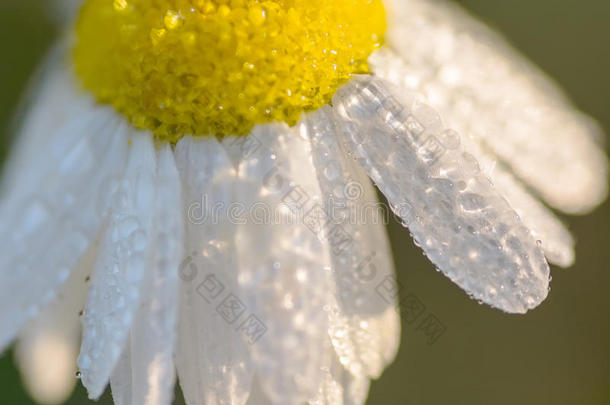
[74, 0, 386, 142]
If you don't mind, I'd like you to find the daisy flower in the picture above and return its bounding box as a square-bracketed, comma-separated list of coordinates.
[1, 0, 607, 405]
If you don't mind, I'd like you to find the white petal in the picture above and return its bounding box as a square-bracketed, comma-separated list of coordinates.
[333, 76, 550, 314]
[79, 133, 157, 399]
[174, 136, 254, 405]
[341, 372, 370, 405]
[110, 348, 133, 405]
[488, 169, 574, 267]
[0, 106, 128, 352]
[383, 0, 608, 214]
[47, 0, 83, 23]
[309, 342, 344, 405]
[1, 43, 95, 200]
[370, 49, 575, 267]
[310, 368, 344, 405]
[15, 239, 98, 405]
[17, 334, 78, 405]
[110, 145, 184, 405]
[303, 106, 400, 378]
[244, 379, 273, 405]
[227, 125, 333, 403]
[310, 346, 370, 405]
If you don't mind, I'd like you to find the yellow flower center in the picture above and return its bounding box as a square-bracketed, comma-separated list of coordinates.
[74, 0, 386, 142]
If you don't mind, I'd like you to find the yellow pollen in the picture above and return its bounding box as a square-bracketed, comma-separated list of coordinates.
[74, 0, 386, 142]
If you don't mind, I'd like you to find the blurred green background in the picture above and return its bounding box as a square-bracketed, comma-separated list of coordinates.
[1, 0, 609, 404]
